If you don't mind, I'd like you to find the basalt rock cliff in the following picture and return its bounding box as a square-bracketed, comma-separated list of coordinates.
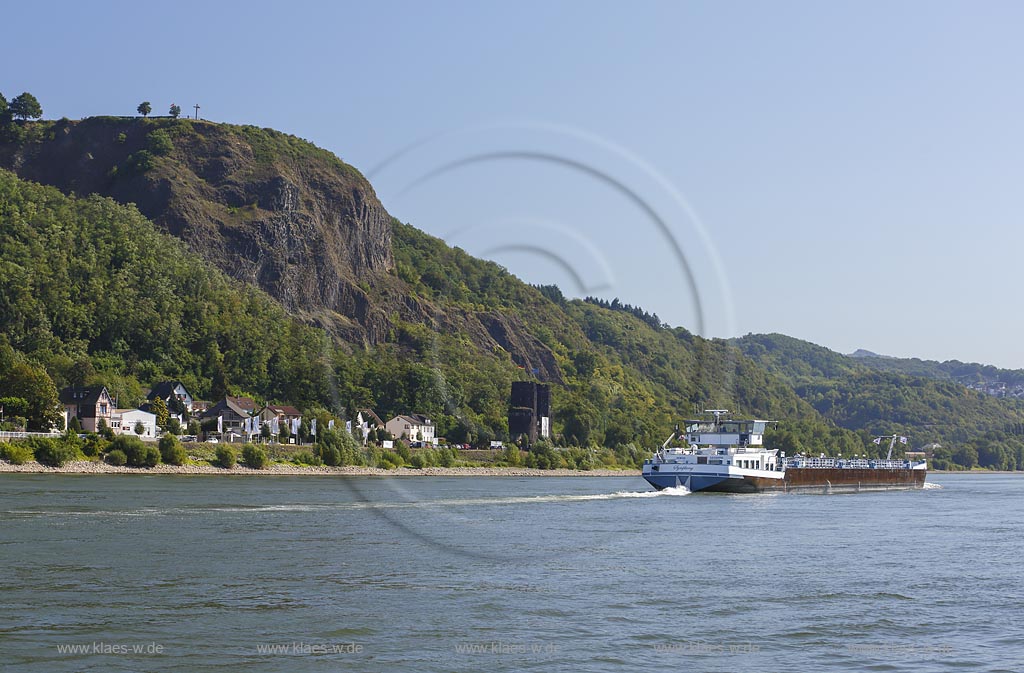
[0, 117, 560, 381]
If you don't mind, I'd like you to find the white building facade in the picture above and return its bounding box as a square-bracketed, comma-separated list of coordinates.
[385, 414, 436, 444]
[111, 409, 158, 439]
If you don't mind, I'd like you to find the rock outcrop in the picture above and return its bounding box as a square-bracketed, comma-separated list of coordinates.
[0, 117, 563, 381]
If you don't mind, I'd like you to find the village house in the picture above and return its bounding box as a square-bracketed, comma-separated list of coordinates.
[385, 414, 435, 445]
[146, 381, 194, 418]
[59, 386, 114, 433]
[110, 409, 157, 439]
[200, 397, 253, 437]
[257, 404, 303, 428]
[355, 409, 386, 444]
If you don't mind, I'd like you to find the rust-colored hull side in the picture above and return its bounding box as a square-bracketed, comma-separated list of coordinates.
[702, 469, 927, 494]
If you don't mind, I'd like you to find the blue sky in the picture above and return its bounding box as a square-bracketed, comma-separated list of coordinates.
[6, 1, 1023, 367]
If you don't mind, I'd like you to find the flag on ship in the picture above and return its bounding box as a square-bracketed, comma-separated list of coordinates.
[311, 418, 317, 436]
[872, 437, 882, 445]
[217, 415, 223, 434]
[899, 436, 908, 444]
[328, 419, 335, 430]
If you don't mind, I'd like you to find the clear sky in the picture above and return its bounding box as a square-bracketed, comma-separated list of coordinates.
[6, 1, 1023, 367]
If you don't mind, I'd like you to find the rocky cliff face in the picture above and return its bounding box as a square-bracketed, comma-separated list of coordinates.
[0, 118, 563, 381]
[0, 118, 393, 338]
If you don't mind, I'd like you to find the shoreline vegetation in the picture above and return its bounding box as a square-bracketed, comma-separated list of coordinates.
[0, 460, 639, 477]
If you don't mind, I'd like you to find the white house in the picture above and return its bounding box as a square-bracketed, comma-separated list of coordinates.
[385, 414, 435, 444]
[111, 409, 157, 439]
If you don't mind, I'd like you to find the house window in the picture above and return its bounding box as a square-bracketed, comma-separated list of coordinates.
[100, 404, 108, 415]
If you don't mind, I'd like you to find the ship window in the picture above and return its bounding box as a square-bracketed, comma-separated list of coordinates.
[697, 457, 708, 465]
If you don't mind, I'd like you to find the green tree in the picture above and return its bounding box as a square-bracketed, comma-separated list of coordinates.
[134, 420, 146, 436]
[149, 397, 169, 429]
[0, 351, 62, 431]
[169, 103, 181, 118]
[9, 92, 42, 121]
[159, 434, 187, 465]
[137, 101, 152, 117]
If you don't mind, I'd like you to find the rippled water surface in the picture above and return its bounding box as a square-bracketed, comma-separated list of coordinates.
[1, 473, 1021, 672]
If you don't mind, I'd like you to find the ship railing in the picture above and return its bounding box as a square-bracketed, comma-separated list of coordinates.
[785, 457, 915, 470]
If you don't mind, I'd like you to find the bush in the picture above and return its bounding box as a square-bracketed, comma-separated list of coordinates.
[81, 434, 108, 458]
[126, 149, 155, 173]
[318, 444, 341, 466]
[110, 435, 160, 468]
[159, 435, 187, 466]
[146, 129, 174, 155]
[0, 442, 34, 465]
[106, 449, 127, 466]
[291, 450, 320, 466]
[242, 443, 268, 469]
[395, 440, 411, 462]
[215, 445, 237, 469]
[31, 437, 78, 467]
[380, 450, 404, 469]
[408, 453, 427, 469]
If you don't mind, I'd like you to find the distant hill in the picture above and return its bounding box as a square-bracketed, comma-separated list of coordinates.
[733, 333, 1024, 469]
[848, 348, 894, 359]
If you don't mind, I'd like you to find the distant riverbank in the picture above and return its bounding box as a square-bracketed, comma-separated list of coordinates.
[0, 460, 640, 477]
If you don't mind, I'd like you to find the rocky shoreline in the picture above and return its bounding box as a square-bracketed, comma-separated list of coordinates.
[0, 460, 640, 477]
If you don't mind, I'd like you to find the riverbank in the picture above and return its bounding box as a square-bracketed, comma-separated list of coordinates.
[0, 460, 640, 477]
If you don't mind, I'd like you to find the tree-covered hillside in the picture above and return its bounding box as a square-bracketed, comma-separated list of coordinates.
[3, 110, 1023, 471]
[0, 169, 817, 458]
[734, 333, 1024, 469]
[0, 170, 333, 416]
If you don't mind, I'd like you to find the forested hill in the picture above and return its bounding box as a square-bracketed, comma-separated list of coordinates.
[733, 334, 1024, 469]
[1, 113, 1022, 470]
[0, 165, 812, 456]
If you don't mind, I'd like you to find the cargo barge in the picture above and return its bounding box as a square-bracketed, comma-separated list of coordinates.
[641, 410, 927, 494]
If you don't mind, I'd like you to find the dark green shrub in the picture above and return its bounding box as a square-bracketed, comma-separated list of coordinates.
[0, 442, 34, 465]
[242, 443, 268, 469]
[408, 454, 427, 469]
[126, 150, 155, 173]
[380, 450, 404, 469]
[106, 449, 127, 466]
[395, 441, 411, 462]
[317, 444, 341, 466]
[110, 435, 160, 468]
[31, 437, 77, 467]
[81, 434, 107, 457]
[291, 450, 320, 466]
[159, 435, 187, 466]
[146, 129, 174, 155]
[215, 445, 237, 469]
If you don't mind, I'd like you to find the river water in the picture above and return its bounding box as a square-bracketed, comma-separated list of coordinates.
[1, 472, 1021, 672]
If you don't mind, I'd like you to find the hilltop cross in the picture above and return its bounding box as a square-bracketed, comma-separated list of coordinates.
[193, 103, 201, 120]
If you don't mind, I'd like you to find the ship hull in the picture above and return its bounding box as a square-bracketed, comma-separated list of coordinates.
[643, 468, 926, 494]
